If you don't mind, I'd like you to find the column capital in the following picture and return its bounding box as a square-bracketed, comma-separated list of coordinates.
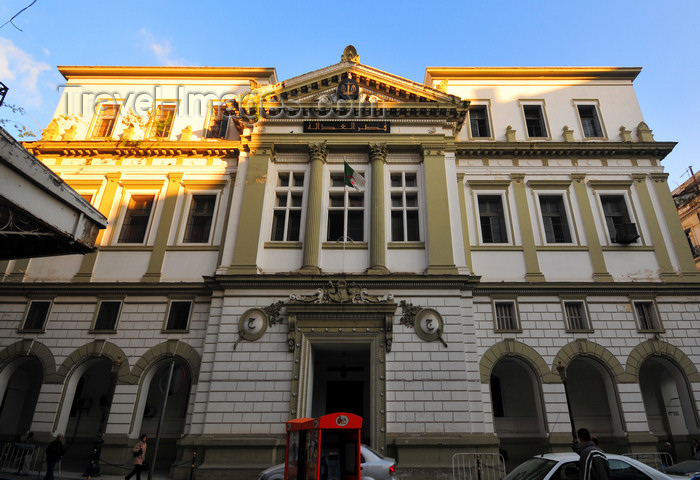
[307, 141, 327, 162]
[368, 142, 388, 162]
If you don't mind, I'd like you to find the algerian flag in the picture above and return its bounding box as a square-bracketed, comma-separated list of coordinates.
[344, 162, 365, 190]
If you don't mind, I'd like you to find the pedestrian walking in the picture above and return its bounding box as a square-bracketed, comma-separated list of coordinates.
[573, 428, 611, 480]
[691, 438, 699, 459]
[125, 434, 148, 480]
[43, 434, 64, 480]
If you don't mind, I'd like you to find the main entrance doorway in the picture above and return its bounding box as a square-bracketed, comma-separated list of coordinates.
[312, 344, 371, 444]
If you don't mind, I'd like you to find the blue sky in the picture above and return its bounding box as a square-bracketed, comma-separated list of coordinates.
[1, 0, 698, 189]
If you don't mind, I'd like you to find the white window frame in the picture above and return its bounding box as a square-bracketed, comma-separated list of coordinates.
[21, 300, 53, 332]
[204, 100, 232, 139]
[178, 191, 220, 245]
[492, 299, 521, 332]
[594, 190, 641, 246]
[519, 100, 551, 140]
[324, 166, 368, 244]
[632, 300, 663, 332]
[467, 101, 494, 140]
[574, 100, 607, 139]
[89, 101, 122, 139]
[535, 192, 576, 245]
[475, 191, 512, 245]
[269, 169, 307, 243]
[387, 167, 423, 243]
[163, 299, 193, 332]
[113, 190, 159, 245]
[90, 299, 123, 332]
[562, 300, 591, 332]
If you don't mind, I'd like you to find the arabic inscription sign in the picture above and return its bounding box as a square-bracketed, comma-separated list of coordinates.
[303, 120, 390, 134]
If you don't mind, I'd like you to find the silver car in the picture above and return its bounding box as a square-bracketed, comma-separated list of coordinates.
[257, 444, 397, 480]
[504, 452, 673, 480]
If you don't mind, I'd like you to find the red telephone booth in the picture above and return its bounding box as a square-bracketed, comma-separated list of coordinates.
[284, 412, 362, 480]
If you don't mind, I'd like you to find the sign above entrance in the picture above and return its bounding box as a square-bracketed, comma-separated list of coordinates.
[303, 121, 390, 134]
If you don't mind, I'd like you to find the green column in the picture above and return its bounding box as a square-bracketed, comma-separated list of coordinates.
[456, 173, 473, 273]
[650, 173, 700, 280]
[571, 175, 613, 282]
[422, 146, 457, 274]
[368, 143, 388, 274]
[229, 145, 273, 274]
[511, 174, 545, 282]
[300, 142, 326, 273]
[141, 173, 183, 282]
[73, 172, 122, 282]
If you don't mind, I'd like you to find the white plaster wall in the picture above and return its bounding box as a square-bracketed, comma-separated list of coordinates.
[603, 251, 663, 282]
[386, 249, 427, 273]
[472, 251, 527, 281]
[93, 251, 152, 281]
[538, 251, 595, 282]
[161, 251, 219, 281]
[261, 249, 304, 273]
[25, 255, 83, 282]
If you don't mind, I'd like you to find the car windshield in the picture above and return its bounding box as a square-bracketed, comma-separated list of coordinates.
[363, 445, 385, 459]
[504, 457, 559, 480]
[665, 461, 700, 475]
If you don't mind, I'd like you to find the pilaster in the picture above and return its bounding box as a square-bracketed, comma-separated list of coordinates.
[571, 175, 613, 282]
[651, 173, 700, 280]
[511, 174, 545, 282]
[73, 172, 122, 282]
[456, 173, 473, 272]
[300, 142, 327, 274]
[141, 173, 183, 282]
[422, 145, 457, 274]
[632, 174, 678, 281]
[228, 144, 274, 274]
[368, 143, 389, 274]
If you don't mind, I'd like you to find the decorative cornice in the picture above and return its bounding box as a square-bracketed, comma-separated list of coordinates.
[0, 282, 212, 297]
[23, 140, 241, 158]
[454, 141, 676, 159]
[474, 281, 700, 296]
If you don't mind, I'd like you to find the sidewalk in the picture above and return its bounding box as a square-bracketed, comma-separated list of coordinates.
[0, 469, 171, 480]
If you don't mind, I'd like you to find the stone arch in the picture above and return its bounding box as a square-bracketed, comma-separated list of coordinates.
[128, 340, 201, 385]
[56, 340, 130, 383]
[626, 339, 700, 383]
[0, 339, 56, 382]
[479, 339, 557, 384]
[551, 339, 631, 383]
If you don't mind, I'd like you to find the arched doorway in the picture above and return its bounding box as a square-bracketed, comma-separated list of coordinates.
[490, 357, 547, 466]
[62, 357, 116, 468]
[133, 359, 192, 472]
[0, 357, 43, 441]
[567, 357, 624, 441]
[639, 356, 698, 459]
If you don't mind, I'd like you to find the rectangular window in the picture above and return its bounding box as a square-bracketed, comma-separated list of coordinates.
[634, 301, 662, 331]
[271, 172, 305, 242]
[91, 104, 120, 139]
[22, 301, 51, 331]
[539, 195, 572, 243]
[494, 301, 518, 331]
[523, 105, 547, 137]
[327, 172, 364, 242]
[205, 103, 230, 139]
[93, 301, 122, 331]
[478, 195, 508, 243]
[469, 105, 491, 138]
[151, 102, 177, 138]
[600, 195, 639, 244]
[564, 301, 589, 331]
[165, 301, 192, 331]
[390, 172, 420, 241]
[578, 105, 603, 138]
[183, 194, 217, 243]
[118, 195, 155, 244]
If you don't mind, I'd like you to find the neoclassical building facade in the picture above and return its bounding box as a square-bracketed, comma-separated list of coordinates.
[1, 47, 699, 479]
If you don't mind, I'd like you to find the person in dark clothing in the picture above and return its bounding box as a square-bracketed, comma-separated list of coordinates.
[43, 434, 64, 480]
[573, 428, 611, 480]
[691, 438, 699, 459]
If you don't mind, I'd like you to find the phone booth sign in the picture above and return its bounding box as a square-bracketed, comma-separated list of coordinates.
[284, 412, 362, 480]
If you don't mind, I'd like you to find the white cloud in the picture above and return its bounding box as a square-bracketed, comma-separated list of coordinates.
[0, 37, 50, 108]
[138, 29, 193, 66]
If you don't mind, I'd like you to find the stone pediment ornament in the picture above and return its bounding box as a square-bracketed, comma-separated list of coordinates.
[399, 300, 447, 347]
[290, 280, 393, 304]
[341, 45, 360, 63]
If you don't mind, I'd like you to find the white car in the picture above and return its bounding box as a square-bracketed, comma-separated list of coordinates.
[504, 452, 674, 480]
[257, 444, 397, 480]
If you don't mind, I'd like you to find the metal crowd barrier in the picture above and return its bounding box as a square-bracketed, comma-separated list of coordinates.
[452, 452, 507, 480]
[624, 452, 674, 471]
[0, 442, 45, 475]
